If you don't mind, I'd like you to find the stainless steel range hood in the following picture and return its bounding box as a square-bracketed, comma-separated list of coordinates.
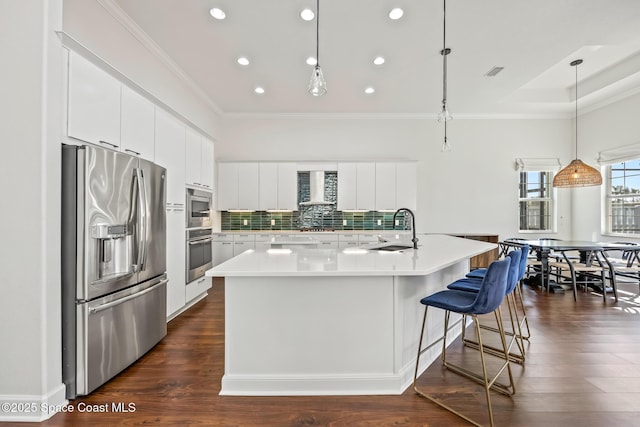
[299, 170, 335, 206]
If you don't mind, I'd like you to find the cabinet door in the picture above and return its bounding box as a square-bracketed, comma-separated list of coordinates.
[396, 162, 417, 211]
[166, 207, 186, 317]
[154, 109, 185, 206]
[278, 163, 298, 210]
[338, 163, 357, 210]
[201, 138, 215, 190]
[212, 241, 234, 266]
[185, 127, 202, 187]
[356, 163, 376, 210]
[120, 85, 155, 160]
[67, 51, 121, 148]
[259, 163, 278, 210]
[375, 163, 396, 211]
[237, 163, 260, 210]
[217, 163, 238, 210]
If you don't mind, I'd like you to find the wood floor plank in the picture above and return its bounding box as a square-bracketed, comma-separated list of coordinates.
[23, 278, 640, 426]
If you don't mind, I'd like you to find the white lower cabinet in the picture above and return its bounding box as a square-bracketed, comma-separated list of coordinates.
[233, 234, 256, 255]
[186, 276, 212, 302]
[212, 234, 234, 266]
[166, 206, 186, 317]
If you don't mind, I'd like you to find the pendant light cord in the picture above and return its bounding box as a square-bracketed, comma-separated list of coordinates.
[442, 0, 447, 105]
[316, 0, 320, 67]
[574, 61, 578, 160]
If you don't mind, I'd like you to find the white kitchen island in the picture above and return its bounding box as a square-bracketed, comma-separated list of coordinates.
[205, 234, 496, 396]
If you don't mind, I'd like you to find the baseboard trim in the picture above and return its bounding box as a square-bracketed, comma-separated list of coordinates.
[0, 383, 67, 422]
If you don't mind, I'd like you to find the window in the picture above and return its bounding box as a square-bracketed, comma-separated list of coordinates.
[606, 159, 640, 234]
[518, 171, 553, 231]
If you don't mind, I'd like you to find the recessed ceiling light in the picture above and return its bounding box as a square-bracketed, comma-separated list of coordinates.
[388, 8, 404, 20]
[306, 57, 317, 66]
[209, 8, 226, 20]
[373, 56, 385, 65]
[254, 86, 265, 95]
[300, 8, 315, 21]
[237, 57, 250, 66]
[364, 87, 375, 95]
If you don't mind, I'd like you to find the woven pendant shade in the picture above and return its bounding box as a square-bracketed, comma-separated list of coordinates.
[552, 159, 603, 188]
[553, 59, 602, 188]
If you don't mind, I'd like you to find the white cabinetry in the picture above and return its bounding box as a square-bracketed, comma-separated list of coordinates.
[233, 234, 256, 255]
[212, 234, 234, 266]
[314, 233, 339, 249]
[338, 163, 375, 211]
[68, 51, 155, 161]
[259, 163, 298, 211]
[67, 51, 121, 149]
[166, 206, 185, 317]
[186, 128, 214, 190]
[120, 85, 155, 160]
[396, 162, 417, 210]
[375, 163, 397, 211]
[217, 163, 259, 211]
[338, 234, 359, 249]
[154, 109, 185, 206]
[186, 276, 211, 303]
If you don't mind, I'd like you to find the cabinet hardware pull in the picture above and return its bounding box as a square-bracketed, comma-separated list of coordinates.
[99, 140, 119, 149]
[124, 148, 141, 155]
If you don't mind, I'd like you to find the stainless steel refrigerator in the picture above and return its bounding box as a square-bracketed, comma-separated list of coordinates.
[61, 144, 167, 399]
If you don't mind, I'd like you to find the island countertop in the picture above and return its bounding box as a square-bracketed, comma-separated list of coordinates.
[205, 234, 496, 277]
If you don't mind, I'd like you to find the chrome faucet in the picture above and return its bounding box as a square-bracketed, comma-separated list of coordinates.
[393, 208, 418, 249]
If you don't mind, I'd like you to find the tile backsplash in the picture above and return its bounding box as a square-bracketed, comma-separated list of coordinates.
[220, 210, 407, 231]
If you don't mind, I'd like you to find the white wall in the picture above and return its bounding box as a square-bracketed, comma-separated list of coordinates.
[0, 0, 67, 421]
[570, 92, 640, 241]
[220, 115, 573, 239]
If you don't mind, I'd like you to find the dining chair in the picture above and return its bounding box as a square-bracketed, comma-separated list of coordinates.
[547, 249, 607, 301]
[413, 257, 513, 427]
[454, 248, 526, 364]
[601, 242, 640, 296]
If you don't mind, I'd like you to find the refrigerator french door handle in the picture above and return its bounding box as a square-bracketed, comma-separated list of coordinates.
[134, 167, 148, 272]
[89, 279, 168, 314]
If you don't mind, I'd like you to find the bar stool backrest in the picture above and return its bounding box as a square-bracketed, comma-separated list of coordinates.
[470, 258, 511, 315]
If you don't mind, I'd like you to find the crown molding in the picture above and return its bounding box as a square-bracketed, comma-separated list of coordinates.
[221, 112, 570, 120]
[97, 0, 223, 115]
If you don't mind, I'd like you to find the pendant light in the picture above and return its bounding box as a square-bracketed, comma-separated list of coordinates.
[438, 0, 452, 152]
[552, 59, 602, 188]
[308, 0, 327, 96]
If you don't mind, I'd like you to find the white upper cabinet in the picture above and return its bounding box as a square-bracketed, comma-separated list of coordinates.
[396, 162, 417, 211]
[259, 163, 278, 210]
[67, 51, 121, 149]
[338, 163, 376, 211]
[217, 163, 239, 211]
[337, 163, 357, 210]
[185, 129, 215, 190]
[375, 163, 397, 211]
[120, 85, 155, 160]
[201, 138, 215, 190]
[185, 127, 202, 187]
[259, 163, 298, 211]
[154, 108, 185, 206]
[237, 163, 260, 210]
[68, 51, 156, 161]
[278, 163, 298, 210]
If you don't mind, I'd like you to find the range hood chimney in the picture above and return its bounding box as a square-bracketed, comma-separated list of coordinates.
[299, 170, 335, 206]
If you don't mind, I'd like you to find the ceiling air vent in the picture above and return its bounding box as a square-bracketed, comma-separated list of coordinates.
[485, 66, 504, 77]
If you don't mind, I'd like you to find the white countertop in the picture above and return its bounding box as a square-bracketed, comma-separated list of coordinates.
[206, 234, 496, 277]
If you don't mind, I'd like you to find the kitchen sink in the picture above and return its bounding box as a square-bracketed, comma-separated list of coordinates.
[369, 244, 414, 252]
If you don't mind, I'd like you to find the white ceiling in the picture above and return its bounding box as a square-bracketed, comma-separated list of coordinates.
[108, 0, 640, 117]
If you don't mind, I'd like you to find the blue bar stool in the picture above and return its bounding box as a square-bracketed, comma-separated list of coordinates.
[468, 243, 531, 342]
[451, 248, 526, 364]
[413, 258, 513, 427]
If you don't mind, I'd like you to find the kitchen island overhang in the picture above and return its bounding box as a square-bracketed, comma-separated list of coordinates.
[206, 234, 497, 396]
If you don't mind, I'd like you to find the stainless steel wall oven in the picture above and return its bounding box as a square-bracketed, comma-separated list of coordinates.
[186, 228, 213, 282]
[186, 188, 213, 228]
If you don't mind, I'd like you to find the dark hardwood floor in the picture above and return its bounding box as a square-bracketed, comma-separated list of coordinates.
[29, 278, 640, 426]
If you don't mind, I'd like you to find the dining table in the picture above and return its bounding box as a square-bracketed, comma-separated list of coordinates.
[504, 239, 640, 302]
